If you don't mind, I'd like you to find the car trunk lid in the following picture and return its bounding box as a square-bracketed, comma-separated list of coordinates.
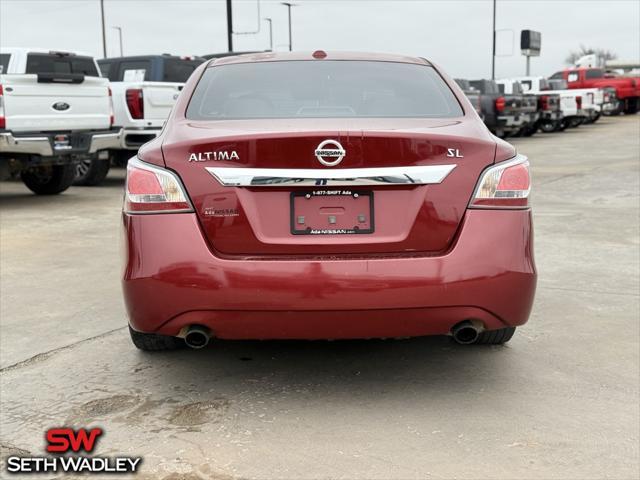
[162, 118, 496, 257]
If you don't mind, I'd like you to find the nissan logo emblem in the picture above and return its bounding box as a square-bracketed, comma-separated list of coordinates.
[315, 139, 345, 167]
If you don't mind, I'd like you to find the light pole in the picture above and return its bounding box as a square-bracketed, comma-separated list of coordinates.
[226, 0, 233, 52]
[112, 26, 123, 56]
[100, 0, 107, 58]
[491, 0, 496, 80]
[264, 17, 273, 51]
[281, 2, 297, 52]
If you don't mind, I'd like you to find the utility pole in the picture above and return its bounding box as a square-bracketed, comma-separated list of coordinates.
[226, 0, 233, 52]
[112, 26, 123, 56]
[281, 2, 297, 51]
[491, 0, 496, 80]
[100, 0, 107, 58]
[264, 17, 273, 51]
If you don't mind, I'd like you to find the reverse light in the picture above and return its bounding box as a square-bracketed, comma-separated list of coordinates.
[124, 158, 193, 213]
[470, 155, 530, 209]
[126, 88, 144, 119]
[495, 96, 506, 113]
[0, 84, 5, 130]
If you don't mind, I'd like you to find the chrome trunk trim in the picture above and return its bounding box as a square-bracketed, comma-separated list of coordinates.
[206, 165, 457, 187]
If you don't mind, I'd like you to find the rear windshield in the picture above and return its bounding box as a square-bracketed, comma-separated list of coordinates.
[0, 53, 10, 74]
[26, 53, 99, 77]
[187, 61, 463, 119]
[163, 58, 201, 82]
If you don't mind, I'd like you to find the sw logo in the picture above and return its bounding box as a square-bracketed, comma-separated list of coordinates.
[5, 427, 141, 475]
[46, 427, 103, 453]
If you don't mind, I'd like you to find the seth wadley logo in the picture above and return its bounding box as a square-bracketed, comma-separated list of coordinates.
[6, 427, 141, 475]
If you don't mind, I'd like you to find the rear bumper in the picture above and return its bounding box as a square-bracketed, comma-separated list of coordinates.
[540, 111, 562, 122]
[0, 128, 122, 156]
[123, 209, 537, 339]
[118, 127, 162, 150]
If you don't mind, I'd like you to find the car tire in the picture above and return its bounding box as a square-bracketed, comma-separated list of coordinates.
[474, 327, 516, 345]
[73, 157, 111, 186]
[20, 164, 76, 195]
[522, 124, 538, 137]
[129, 325, 185, 351]
[590, 112, 601, 123]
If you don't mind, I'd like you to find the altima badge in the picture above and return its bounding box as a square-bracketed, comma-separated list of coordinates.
[189, 151, 239, 162]
[315, 139, 345, 166]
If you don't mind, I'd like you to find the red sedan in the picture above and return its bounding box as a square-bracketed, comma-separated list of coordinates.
[122, 51, 536, 350]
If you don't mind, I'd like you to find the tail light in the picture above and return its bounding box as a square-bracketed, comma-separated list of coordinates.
[540, 95, 549, 110]
[126, 88, 144, 119]
[495, 96, 505, 113]
[470, 155, 530, 209]
[0, 84, 5, 129]
[108, 86, 114, 127]
[124, 158, 193, 213]
[575, 95, 582, 110]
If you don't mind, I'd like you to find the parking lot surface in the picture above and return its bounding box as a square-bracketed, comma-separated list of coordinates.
[1, 116, 639, 479]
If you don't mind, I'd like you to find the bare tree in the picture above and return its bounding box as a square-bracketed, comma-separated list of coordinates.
[566, 45, 618, 66]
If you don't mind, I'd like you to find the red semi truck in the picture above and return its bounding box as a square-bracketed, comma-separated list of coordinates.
[550, 67, 640, 115]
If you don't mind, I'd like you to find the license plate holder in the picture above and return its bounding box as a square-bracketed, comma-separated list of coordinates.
[53, 134, 72, 151]
[290, 190, 375, 235]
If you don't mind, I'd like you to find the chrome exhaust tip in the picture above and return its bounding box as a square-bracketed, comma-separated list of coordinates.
[183, 325, 211, 349]
[451, 320, 484, 345]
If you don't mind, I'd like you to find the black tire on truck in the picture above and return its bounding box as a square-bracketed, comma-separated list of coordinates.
[539, 121, 557, 133]
[607, 100, 624, 116]
[129, 326, 185, 351]
[624, 97, 639, 114]
[73, 156, 111, 186]
[20, 164, 76, 195]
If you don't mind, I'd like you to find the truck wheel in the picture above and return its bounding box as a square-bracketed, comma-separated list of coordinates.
[522, 124, 538, 137]
[20, 164, 76, 195]
[73, 157, 111, 186]
[590, 112, 601, 123]
[474, 327, 516, 345]
[624, 98, 638, 114]
[129, 326, 185, 351]
[539, 121, 556, 133]
[607, 100, 624, 116]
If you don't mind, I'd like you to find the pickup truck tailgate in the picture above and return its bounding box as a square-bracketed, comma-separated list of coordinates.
[1, 75, 111, 132]
[143, 82, 183, 120]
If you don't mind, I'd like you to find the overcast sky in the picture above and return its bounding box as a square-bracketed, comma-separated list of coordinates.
[1, 0, 638, 79]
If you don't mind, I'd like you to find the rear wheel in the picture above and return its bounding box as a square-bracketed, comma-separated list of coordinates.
[522, 124, 538, 137]
[539, 121, 557, 133]
[475, 327, 516, 345]
[590, 112, 601, 123]
[129, 326, 185, 351]
[73, 157, 111, 186]
[21, 164, 76, 195]
[624, 97, 638, 114]
[607, 100, 624, 116]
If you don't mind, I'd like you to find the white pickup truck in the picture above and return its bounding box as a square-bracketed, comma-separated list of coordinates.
[508, 76, 613, 127]
[498, 77, 593, 131]
[97, 55, 203, 160]
[0, 48, 121, 193]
